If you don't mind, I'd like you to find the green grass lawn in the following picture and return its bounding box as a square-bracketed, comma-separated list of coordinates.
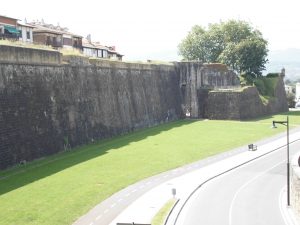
[152, 199, 177, 225]
[1, 112, 300, 225]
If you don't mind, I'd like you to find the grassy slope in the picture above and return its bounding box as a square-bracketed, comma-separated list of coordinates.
[0, 112, 300, 225]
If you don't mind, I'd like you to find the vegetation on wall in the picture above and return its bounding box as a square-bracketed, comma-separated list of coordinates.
[239, 74, 280, 105]
[254, 76, 280, 105]
[253, 77, 278, 97]
[178, 20, 268, 78]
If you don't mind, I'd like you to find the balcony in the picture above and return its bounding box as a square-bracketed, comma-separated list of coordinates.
[0, 33, 19, 41]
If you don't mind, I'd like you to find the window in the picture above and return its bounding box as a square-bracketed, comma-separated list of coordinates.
[98, 50, 103, 58]
[26, 31, 30, 40]
[103, 50, 108, 58]
[63, 37, 72, 46]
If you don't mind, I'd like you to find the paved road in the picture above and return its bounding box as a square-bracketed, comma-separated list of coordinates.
[74, 140, 261, 225]
[175, 139, 300, 225]
[73, 128, 300, 225]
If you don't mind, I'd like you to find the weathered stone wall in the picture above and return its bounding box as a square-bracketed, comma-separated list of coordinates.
[0, 45, 62, 65]
[205, 77, 288, 120]
[291, 153, 300, 222]
[0, 62, 182, 169]
[174, 62, 240, 118]
[0, 47, 289, 169]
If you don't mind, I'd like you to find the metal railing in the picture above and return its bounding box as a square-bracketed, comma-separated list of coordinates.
[0, 33, 19, 41]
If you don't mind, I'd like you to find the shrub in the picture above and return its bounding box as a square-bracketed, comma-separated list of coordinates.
[266, 73, 279, 78]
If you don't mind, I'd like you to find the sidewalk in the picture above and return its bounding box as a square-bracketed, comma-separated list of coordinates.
[109, 132, 300, 225]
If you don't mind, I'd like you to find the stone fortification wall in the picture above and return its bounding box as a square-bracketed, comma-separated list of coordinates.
[0, 45, 62, 65]
[205, 77, 288, 120]
[206, 87, 264, 120]
[0, 46, 289, 169]
[174, 62, 240, 118]
[291, 153, 300, 222]
[0, 60, 182, 169]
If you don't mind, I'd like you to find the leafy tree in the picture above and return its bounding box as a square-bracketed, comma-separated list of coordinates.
[178, 20, 269, 77]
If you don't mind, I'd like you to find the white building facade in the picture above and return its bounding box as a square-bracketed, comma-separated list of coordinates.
[17, 22, 34, 43]
[296, 83, 300, 102]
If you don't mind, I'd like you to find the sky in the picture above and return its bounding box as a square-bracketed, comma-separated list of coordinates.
[2, 0, 300, 61]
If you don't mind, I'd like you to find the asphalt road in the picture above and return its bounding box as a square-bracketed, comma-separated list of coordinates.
[73, 137, 256, 225]
[73, 128, 300, 225]
[175, 138, 300, 225]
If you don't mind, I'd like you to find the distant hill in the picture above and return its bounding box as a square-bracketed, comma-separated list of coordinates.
[265, 49, 300, 81]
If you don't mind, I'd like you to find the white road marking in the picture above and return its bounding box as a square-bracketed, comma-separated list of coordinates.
[111, 203, 116, 208]
[229, 160, 284, 225]
[96, 215, 102, 221]
[104, 209, 109, 214]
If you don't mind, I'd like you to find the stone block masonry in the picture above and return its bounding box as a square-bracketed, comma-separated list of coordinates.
[0, 60, 182, 169]
[0, 46, 289, 169]
[174, 62, 240, 118]
[0, 45, 62, 65]
[205, 78, 288, 120]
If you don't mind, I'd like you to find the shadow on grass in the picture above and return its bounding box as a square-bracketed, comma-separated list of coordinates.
[0, 119, 197, 196]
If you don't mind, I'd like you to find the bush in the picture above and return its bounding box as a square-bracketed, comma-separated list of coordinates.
[253, 79, 267, 95]
[239, 73, 254, 86]
[266, 73, 279, 78]
[253, 77, 278, 97]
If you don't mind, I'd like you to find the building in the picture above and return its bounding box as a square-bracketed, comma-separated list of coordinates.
[0, 15, 20, 40]
[82, 35, 123, 60]
[17, 21, 34, 43]
[285, 85, 293, 95]
[107, 46, 123, 61]
[296, 83, 300, 102]
[82, 38, 108, 58]
[28, 20, 82, 50]
[1, 16, 124, 59]
[0, 15, 33, 43]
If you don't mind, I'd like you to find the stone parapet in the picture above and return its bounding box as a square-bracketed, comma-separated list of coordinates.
[0, 45, 62, 65]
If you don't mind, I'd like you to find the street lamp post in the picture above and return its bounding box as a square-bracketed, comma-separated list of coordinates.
[272, 116, 290, 206]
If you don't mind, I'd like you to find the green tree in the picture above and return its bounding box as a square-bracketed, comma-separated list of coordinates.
[178, 20, 269, 77]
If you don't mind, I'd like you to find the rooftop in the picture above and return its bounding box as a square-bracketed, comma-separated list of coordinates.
[28, 20, 82, 37]
[0, 15, 19, 21]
